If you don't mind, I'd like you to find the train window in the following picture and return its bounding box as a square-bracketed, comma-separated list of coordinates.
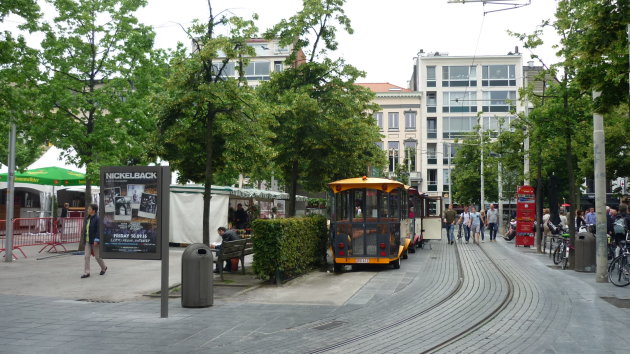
[335, 192, 349, 221]
[352, 189, 365, 220]
[388, 192, 400, 219]
[400, 189, 408, 219]
[379, 191, 390, 218]
[365, 189, 378, 219]
[427, 199, 441, 216]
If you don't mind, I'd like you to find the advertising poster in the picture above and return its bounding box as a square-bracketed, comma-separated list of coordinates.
[100, 166, 167, 260]
[515, 185, 536, 247]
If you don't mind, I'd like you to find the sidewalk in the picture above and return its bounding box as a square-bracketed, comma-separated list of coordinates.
[0, 244, 373, 305]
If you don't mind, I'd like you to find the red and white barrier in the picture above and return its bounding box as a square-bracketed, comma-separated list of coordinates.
[1, 217, 83, 259]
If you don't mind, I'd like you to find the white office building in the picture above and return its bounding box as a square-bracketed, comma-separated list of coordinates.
[408, 51, 525, 203]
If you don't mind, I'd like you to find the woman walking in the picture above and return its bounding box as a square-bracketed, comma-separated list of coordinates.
[479, 209, 487, 242]
[471, 206, 482, 245]
[458, 206, 472, 243]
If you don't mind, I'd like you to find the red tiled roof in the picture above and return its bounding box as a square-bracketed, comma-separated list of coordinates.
[356, 83, 411, 93]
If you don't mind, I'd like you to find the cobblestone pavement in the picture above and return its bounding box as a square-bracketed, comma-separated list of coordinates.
[1, 235, 630, 353]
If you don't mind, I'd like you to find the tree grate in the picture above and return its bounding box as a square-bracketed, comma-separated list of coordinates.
[600, 297, 630, 309]
[313, 321, 345, 330]
[77, 299, 122, 303]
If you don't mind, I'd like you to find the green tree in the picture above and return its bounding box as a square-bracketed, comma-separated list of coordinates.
[37, 0, 168, 210]
[155, 4, 275, 244]
[262, 0, 385, 216]
[0, 0, 44, 169]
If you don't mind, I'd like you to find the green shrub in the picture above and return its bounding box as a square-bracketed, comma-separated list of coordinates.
[251, 215, 327, 282]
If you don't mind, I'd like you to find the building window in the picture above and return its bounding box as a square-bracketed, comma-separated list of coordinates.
[376, 141, 384, 150]
[388, 112, 399, 131]
[443, 169, 450, 191]
[443, 116, 476, 138]
[427, 117, 437, 139]
[405, 111, 416, 130]
[274, 61, 283, 72]
[442, 143, 459, 164]
[427, 169, 438, 191]
[427, 143, 437, 165]
[426, 66, 436, 87]
[245, 61, 271, 80]
[482, 64, 516, 86]
[482, 91, 516, 112]
[443, 91, 477, 113]
[442, 65, 477, 87]
[388, 141, 399, 172]
[426, 92, 437, 113]
[374, 112, 383, 130]
[215, 62, 235, 77]
[481, 115, 515, 135]
[403, 140, 417, 172]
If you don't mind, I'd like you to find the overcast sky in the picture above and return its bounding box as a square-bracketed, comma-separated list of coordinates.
[137, 0, 561, 88]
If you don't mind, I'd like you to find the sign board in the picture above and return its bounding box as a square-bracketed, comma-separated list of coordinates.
[515, 185, 535, 247]
[100, 166, 170, 260]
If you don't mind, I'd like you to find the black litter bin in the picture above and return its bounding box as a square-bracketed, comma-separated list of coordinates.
[574, 232, 596, 272]
[181, 243, 213, 307]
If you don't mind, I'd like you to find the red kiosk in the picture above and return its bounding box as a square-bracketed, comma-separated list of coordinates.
[515, 185, 535, 247]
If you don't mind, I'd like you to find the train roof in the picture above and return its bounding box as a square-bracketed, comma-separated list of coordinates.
[328, 177, 404, 194]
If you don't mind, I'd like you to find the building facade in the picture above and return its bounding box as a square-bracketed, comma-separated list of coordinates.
[356, 83, 423, 188]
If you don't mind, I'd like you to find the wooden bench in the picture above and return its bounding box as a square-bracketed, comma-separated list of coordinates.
[212, 238, 254, 280]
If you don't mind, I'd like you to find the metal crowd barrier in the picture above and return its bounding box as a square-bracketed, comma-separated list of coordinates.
[0, 217, 84, 259]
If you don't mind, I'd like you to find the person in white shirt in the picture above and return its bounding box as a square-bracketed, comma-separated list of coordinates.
[486, 204, 499, 242]
[458, 206, 472, 243]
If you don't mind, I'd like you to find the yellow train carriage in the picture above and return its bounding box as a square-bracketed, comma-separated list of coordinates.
[328, 177, 410, 272]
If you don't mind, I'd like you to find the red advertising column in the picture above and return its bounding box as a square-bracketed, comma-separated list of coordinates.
[515, 185, 535, 247]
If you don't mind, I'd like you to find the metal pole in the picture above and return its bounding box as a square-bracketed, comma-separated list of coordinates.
[480, 118, 485, 210]
[161, 166, 171, 317]
[523, 97, 530, 185]
[498, 161, 503, 234]
[448, 143, 453, 206]
[5, 123, 16, 262]
[593, 91, 608, 283]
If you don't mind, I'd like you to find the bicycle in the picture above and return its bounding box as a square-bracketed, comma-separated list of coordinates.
[608, 236, 630, 287]
[553, 232, 571, 269]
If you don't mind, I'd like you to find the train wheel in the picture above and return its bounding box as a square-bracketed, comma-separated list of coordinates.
[409, 246, 416, 254]
[333, 262, 343, 273]
[402, 250, 408, 259]
[391, 258, 401, 269]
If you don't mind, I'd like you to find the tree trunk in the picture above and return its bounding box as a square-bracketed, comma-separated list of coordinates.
[287, 161, 298, 217]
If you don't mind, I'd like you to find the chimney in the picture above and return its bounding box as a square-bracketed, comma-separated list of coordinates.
[515, 46, 519, 54]
[528, 61, 534, 67]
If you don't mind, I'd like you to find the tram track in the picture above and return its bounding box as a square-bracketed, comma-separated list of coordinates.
[309, 242, 515, 354]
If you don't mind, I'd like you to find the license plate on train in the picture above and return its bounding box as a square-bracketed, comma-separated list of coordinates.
[355, 258, 369, 263]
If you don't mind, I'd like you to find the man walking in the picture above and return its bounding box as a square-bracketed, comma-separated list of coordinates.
[486, 204, 499, 242]
[444, 204, 457, 245]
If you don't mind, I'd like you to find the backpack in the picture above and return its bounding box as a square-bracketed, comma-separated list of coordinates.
[613, 216, 627, 235]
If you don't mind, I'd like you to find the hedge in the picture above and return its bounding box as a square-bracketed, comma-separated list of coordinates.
[251, 215, 328, 283]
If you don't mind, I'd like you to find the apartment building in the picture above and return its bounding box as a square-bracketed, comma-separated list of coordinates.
[408, 52, 525, 203]
[212, 38, 305, 88]
[356, 83, 423, 188]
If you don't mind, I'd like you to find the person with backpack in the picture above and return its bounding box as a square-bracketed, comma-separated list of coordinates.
[613, 203, 630, 248]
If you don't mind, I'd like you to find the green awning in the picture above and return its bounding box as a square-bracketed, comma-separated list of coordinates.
[0, 166, 86, 186]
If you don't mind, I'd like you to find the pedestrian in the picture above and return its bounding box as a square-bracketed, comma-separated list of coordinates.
[575, 209, 587, 232]
[470, 206, 482, 244]
[542, 208, 551, 246]
[444, 204, 457, 245]
[486, 203, 499, 242]
[58, 202, 70, 231]
[458, 206, 472, 243]
[234, 203, 248, 230]
[81, 204, 107, 279]
[479, 209, 486, 242]
[211, 226, 241, 273]
[559, 210, 568, 231]
[585, 207, 596, 226]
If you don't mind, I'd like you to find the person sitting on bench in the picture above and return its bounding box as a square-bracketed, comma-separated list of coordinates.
[211, 227, 240, 273]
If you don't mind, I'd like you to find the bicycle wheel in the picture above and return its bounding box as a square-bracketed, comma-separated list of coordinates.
[553, 243, 563, 265]
[608, 256, 630, 287]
